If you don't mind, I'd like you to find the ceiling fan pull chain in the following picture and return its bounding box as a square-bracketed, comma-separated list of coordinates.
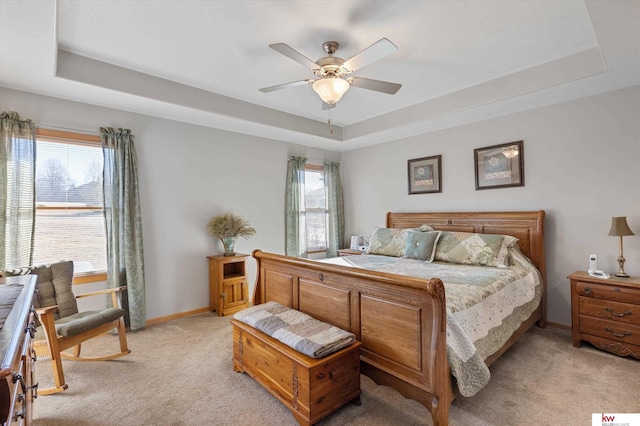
[328, 109, 333, 134]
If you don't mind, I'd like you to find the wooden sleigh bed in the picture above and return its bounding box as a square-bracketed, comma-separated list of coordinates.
[252, 211, 546, 425]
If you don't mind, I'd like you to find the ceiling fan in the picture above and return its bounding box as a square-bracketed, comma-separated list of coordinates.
[259, 38, 402, 108]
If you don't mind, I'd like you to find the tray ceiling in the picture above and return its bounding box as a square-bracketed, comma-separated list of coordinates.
[1, 1, 638, 151]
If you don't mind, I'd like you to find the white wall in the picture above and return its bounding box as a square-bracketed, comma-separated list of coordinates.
[0, 88, 341, 320]
[3, 86, 639, 326]
[342, 86, 640, 326]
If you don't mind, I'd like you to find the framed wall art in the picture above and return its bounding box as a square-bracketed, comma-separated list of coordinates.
[408, 155, 442, 194]
[474, 141, 524, 190]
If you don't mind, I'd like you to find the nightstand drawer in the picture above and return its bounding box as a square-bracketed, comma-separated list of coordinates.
[575, 281, 640, 304]
[579, 315, 640, 346]
[579, 297, 640, 326]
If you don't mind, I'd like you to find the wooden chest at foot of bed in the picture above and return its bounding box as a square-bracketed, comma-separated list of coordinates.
[231, 319, 362, 426]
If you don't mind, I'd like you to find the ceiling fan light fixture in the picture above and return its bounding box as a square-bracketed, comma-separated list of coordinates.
[502, 147, 519, 158]
[312, 76, 350, 105]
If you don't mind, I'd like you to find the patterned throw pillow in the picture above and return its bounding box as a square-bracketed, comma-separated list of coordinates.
[434, 231, 517, 267]
[0, 266, 34, 277]
[403, 230, 442, 262]
[366, 227, 408, 257]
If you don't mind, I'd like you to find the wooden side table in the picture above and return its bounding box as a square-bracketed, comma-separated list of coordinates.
[569, 271, 640, 358]
[337, 249, 365, 257]
[208, 254, 250, 316]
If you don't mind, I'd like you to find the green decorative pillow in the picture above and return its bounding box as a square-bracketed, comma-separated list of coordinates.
[417, 224, 435, 232]
[403, 230, 442, 262]
[366, 227, 408, 257]
[434, 231, 517, 267]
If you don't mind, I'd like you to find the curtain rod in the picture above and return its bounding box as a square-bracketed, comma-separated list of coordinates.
[36, 123, 99, 136]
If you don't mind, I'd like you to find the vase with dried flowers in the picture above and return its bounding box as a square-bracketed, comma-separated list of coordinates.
[206, 213, 256, 256]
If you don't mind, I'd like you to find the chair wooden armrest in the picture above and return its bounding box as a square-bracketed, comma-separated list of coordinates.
[74, 285, 128, 299]
[75, 285, 127, 308]
[36, 305, 59, 317]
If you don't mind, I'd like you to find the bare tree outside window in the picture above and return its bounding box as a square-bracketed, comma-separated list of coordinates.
[84, 159, 102, 184]
[36, 158, 70, 202]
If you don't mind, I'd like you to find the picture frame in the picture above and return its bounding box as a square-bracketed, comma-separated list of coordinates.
[474, 140, 524, 190]
[408, 155, 442, 194]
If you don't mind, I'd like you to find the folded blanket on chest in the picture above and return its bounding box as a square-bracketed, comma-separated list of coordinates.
[233, 301, 356, 358]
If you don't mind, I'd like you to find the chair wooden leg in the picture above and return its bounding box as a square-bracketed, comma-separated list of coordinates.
[37, 308, 70, 395]
[38, 354, 70, 395]
[73, 344, 81, 357]
[117, 317, 129, 353]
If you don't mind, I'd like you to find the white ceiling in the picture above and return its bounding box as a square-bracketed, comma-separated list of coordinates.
[1, 0, 639, 151]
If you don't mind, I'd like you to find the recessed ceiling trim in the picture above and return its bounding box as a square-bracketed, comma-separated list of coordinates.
[55, 49, 343, 143]
[343, 46, 607, 141]
[56, 46, 606, 149]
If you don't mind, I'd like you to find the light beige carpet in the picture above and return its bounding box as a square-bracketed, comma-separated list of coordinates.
[33, 313, 640, 425]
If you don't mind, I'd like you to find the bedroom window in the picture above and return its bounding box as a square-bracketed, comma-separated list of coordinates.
[304, 165, 327, 252]
[33, 129, 106, 281]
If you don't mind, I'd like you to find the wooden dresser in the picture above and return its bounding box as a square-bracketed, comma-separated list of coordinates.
[0, 275, 38, 425]
[569, 271, 640, 359]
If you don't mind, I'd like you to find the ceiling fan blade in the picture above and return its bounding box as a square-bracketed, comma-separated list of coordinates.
[259, 79, 314, 93]
[269, 43, 319, 70]
[349, 77, 402, 94]
[342, 38, 397, 73]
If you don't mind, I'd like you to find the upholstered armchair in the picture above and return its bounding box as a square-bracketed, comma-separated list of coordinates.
[2, 261, 130, 395]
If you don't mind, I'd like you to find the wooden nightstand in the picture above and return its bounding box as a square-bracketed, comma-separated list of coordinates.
[337, 249, 364, 257]
[208, 254, 250, 316]
[569, 271, 640, 359]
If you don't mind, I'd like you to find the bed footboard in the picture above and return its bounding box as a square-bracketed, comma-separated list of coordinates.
[252, 250, 452, 425]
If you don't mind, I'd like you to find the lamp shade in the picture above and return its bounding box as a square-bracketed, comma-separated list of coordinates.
[608, 217, 635, 236]
[312, 77, 350, 105]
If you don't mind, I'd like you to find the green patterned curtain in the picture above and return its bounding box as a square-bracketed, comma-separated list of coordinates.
[324, 162, 344, 258]
[285, 156, 307, 257]
[101, 127, 146, 330]
[0, 112, 36, 270]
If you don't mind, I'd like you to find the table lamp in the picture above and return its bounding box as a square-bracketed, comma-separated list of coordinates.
[608, 216, 635, 278]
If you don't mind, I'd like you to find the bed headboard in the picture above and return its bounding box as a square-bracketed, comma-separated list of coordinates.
[386, 210, 546, 279]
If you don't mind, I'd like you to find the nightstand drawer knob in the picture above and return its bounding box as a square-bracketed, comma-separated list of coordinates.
[605, 327, 632, 339]
[583, 287, 592, 295]
[605, 307, 632, 317]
